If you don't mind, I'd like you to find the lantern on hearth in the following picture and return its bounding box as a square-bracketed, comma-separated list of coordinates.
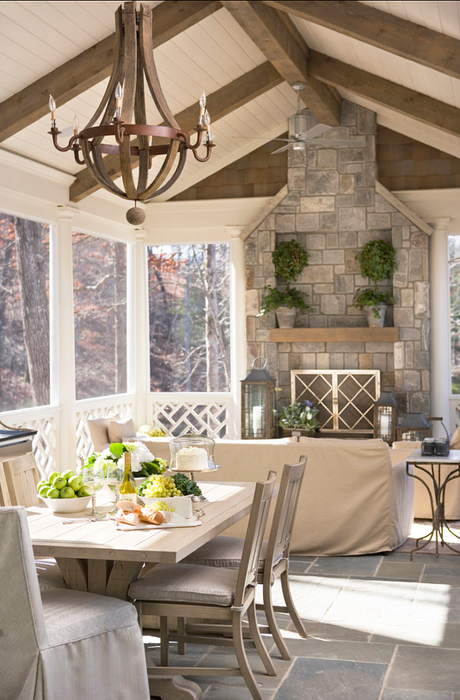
[395, 413, 432, 442]
[241, 358, 276, 439]
[373, 392, 397, 445]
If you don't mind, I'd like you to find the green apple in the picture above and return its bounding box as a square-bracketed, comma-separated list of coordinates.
[60, 486, 76, 498]
[49, 471, 60, 483]
[52, 476, 67, 490]
[61, 470, 75, 481]
[68, 475, 83, 491]
[77, 486, 90, 497]
[38, 485, 51, 497]
[46, 487, 60, 499]
[37, 479, 49, 490]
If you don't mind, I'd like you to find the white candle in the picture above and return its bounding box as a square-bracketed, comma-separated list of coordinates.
[380, 413, 390, 435]
[253, 406, 262, 435]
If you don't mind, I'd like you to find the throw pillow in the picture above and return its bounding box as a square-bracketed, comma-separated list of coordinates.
[108, 418, 137, 444]
[450, 426, 460, 449]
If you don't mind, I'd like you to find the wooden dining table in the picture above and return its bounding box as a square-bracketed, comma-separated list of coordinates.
[26, 481, 256, 700]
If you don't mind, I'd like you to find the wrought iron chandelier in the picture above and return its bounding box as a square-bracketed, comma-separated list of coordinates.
[48, 1, 215, 225]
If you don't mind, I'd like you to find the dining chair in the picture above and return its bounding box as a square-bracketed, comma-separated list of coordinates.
[0, 452, 67, 593]
[0, 505, 150, 700]
[128, 473, 277, 700]
[183, 457, 308, 660]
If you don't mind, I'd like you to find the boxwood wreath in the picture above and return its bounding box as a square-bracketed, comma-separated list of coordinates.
[353, 239, 397, 318]
[260, 240, 310, 315]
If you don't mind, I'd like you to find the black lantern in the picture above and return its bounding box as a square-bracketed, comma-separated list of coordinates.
[395, 413, 432, 442]
[241, 358, 276, 439]
[373, 392, 397, 444]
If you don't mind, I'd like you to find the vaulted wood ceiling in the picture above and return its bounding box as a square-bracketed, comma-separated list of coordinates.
[0, 1, 459, 203]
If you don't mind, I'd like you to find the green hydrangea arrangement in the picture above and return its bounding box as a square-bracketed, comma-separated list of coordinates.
[279, 400, 319, 431]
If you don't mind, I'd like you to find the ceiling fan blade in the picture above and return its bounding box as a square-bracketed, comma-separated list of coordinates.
[301, 123, 332, 139]
[310, 139, 364, 147]
[271, 143, 293, 154]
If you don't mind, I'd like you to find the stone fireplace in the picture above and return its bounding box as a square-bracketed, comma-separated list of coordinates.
[245, 101, 430, 420]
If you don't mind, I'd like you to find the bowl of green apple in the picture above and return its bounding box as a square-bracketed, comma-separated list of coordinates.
[37, 469, 92, 513]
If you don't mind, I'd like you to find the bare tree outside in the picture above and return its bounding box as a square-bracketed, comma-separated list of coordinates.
[0, 213, 50, 410]
[148, 243, 231, 393]
[73, 232, 127, 400]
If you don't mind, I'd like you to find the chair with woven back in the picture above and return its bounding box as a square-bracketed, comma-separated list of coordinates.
[0, 452, 67, 592]
[182, 457, 308, 660]
[128, 473, 277, 700]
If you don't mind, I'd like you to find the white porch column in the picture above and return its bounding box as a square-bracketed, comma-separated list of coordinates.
[228, 227, 247, 439]
[428, 217, 451, 437]
[56, 206, 77, 466]
[134, 231, 149, 427]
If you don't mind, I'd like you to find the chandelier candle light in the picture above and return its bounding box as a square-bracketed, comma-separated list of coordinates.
[48, 1, 215, 225]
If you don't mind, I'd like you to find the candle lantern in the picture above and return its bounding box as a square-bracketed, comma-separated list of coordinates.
[241, 357, 276, 439]
[373, 392, 397, 444]
[395, 413, 432, 442]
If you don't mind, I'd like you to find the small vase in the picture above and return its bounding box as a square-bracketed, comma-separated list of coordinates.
[364, 305, 386, 328]
[276, 306, 297, 329]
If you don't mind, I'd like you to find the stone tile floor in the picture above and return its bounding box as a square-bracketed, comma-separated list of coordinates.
[145, 524, 460, 700]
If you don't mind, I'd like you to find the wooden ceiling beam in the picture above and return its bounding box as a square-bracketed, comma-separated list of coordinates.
[0, 0, 221, 143]
[69, 61, 283, 202]
[262, 0, 460, 80]
[308, 51, 460, 139]
[221, 0, 341, 126]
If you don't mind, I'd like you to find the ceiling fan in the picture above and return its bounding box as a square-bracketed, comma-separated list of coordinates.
[270, 82, 364, 154]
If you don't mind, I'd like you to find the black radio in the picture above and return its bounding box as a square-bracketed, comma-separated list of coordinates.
[421, 417, 450, 457]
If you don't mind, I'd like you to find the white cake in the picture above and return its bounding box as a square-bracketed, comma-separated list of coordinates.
[175, 446, 208, 471]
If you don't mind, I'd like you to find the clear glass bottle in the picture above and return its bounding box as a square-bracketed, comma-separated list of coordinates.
[119, 451, 137, 502]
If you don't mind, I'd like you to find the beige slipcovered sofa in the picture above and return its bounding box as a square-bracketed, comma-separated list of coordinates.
[132, 436, 413, 556]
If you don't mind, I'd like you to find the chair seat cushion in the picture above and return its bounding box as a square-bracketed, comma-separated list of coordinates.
[182, 536, 283, 571]
[128, 563, 239, 607]
[41, 588, 139, 647]
[35, 557, 67, 592]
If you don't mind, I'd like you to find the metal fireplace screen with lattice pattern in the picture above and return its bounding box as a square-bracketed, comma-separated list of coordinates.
[291, 370, 380, 435]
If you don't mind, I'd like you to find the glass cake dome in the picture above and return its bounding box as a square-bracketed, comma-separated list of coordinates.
[169, 435, 217, 472]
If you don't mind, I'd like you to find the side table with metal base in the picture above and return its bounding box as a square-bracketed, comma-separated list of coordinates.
[406, 450, 460, 559]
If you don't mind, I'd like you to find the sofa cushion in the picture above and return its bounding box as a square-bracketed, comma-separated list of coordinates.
[108, 418, 137, 444]
[87, 414, 120, 452]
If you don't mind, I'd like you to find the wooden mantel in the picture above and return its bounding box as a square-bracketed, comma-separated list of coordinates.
[270, 327, 399, 342]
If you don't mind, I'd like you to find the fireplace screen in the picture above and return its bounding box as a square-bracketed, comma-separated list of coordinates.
[291, 370, 380, 435]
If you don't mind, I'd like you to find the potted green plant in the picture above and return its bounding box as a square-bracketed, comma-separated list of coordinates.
[353, 239, 397, 327]
[259, 240, 310, 328]
[279, 400, 319, 435]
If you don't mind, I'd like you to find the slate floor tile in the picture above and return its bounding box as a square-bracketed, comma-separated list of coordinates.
[273, 657, 387, 700]
[284, 637, 394, 663]
[308, 556, 382, 577]
[386, 645, 460, 692]
[381, 690, 453, 699]
[375, 561, 424, 581]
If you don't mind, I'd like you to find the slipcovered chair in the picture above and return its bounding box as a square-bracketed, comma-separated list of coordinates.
[128, 474, 277, 700]
[0, 453, 66, 593]
[0, 506, 150, 700]
[183, 458, 308, 660]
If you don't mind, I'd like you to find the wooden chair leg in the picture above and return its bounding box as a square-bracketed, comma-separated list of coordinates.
[232, 609, 263, 700]
[177, 617, 186, 655]
[262, 576, 291, 660]
[247, 600, 277, 676]
[280, 569, 307, 638]
[160, 616, 170, 667]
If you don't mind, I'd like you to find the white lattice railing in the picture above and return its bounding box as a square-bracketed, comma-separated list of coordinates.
[0, 405, 59, 478]
[0, 392, 234, 477]
[76, 394, 136, 461]
[147, 393, 234, 439]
